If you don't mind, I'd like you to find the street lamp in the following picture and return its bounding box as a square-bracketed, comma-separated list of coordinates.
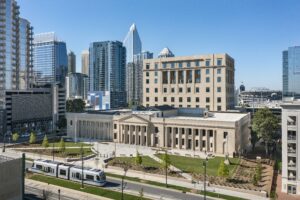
[52, 143, 55, 161]
[203, 157, 208, 200]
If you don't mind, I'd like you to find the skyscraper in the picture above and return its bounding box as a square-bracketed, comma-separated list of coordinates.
[65, 72, 88, 100]
[0, 0, 33, 91]
[33, 32, 68, 87]
[89, 41, 126, 108]
[81, 50, 89, 75]
[283, 46, 300, 100]
[19, 18, 34, 89]
[68, 51, 76, 73]
[127, 51, 153, 105]
[123, 23, 142, 104]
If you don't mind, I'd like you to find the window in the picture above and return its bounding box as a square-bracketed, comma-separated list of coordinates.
[206, 97, 210, 103]
[217, 106, 222, 111]
[163, 63, 167, 68]
[187, 62, 191, 67]
[202, 141, 206, 148]
[146, 97, 149, 102]
[205, 59, 211, 66]
[164, 97, 167, 102]
[195, 130, 199, 136]
[86, 174, 94, 180]
[60, 169, 66, 176]
[179, 104, 182, 107]
[187, 87, 191, 93]
[195, 70, 201, 83]
[70, 120, 72, 126]
[206, 77, 210, 83]
[171, 97, 175, 102]
[202, 132, 206, 137]
[179, 97, 183, 102]
[146, 64, 150, 69]
[217, 87, 221, 92]
[206, 87, 210, 92]
[196, 140, 199, 147]
[155, 88, 158, 93]
[210, 143, 213, 148]
[155, 63, 158, 70]
[176, 138, 178, 145]
[154, 79, 158, 84]
[146, 79, 149, 84]
[114, 133, 117, 139]
[217, 97, 221, 103]
[196, 87, 200, 93]
[114, 124, 117, 129]
[196, 97, 200, 102]
[179, 62, 182, 68]
[206, 105, 210, 110]
[182, 139, 185, 146]
[223, 132, 228, 139]
[171, 63, 175, 68]
[171, 88, 175, 93]
[163, 88, 167, 93]
[217, 59, 222, 66]
[146, 88, 149, 93]
[179, 87, 183, 93]
[155, 97, 158, 102]
[209, 131, 213, 137]
[217, 77, 221, 82]
[155, 71, 158, 76]
[146, 72, 149, 77]
[217, 68, 221, 74]
[195, 61, 200, 66]
[187, 97, 191, 102]
[206, 69, 210, 74]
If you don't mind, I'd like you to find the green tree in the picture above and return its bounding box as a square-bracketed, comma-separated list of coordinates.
[217, 160, 229, 177]
[256, 162, 262, 181]
[66, 99, 85, 112]
[135, 151, 143, 166]
[58, 137, 66, 153]
[29, 132, 36, 144]
[252, 108, 280, 156]
[252, 173, 258, 186]
[57, 117, 67, 129]
[161, 150, 171, 187]
[12, 133, 19, 142]
[249, 126, 260, 151]
[42, 135, 49, 148]
[138, 187, 144, 200]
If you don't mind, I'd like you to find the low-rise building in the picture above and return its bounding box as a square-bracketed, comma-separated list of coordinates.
[281, 101, 300, 195]
[66, 106, 251, 156]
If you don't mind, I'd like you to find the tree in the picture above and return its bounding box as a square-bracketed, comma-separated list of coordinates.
[58, 137, 66, 153]
[256, 162, 262, 181]
[217, 161, 229, 178]
[42, 135, 49, 149]
[135, 151, 143, 166]
[252, 108, 280, 156]
[66, 99, 85, 112]
[57, 117, 67, 129]
[161, 150, 171, 187]
[249, 126, 260, 151]
[138, 187, 144, 200]
[12, 133, 19, 142]
[252, 173, 258, 186]
[29, 132, 36, 144]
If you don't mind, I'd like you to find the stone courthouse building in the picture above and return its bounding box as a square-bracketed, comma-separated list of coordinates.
[67, 106, 251, 157]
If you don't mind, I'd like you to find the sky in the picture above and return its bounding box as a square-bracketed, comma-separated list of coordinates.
[18, 0, 300, 90]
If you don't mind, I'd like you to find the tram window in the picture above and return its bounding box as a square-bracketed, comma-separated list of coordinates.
[86, 174, 94, 180]
[60, 169, 66, 175]
[36, 164, 42, 170]
[76, 173, 81, 180]
[96, 175, 100, 181]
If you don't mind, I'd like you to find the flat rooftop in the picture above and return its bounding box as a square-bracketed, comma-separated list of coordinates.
[168, 112, 249, 122]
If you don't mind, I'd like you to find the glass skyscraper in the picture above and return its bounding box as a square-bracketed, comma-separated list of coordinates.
[68, 50, 76, 73]
[0, 0, 33, 92]
[65, 72, 88, 100]
[89, 41, 126, 108]
[33, 32, 68, 87]
[283, 46, 300, 99]
[123, 23, 142, 63]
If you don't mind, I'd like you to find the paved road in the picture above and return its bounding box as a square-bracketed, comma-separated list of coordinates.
[25, 163, 210, 200]
[25, 185, 77, 200]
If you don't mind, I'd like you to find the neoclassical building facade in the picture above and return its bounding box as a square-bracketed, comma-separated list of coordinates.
[66, 107, 251, 157]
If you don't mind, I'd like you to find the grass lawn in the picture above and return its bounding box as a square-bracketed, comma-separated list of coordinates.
[156, 154, 240, 176]
[28, 174, 148, 200]
[110, 156, 161, 168]
[22, 147, 94, 158]
[48, 142, 92, 148]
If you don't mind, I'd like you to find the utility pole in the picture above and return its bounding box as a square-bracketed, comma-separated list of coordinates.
[203, 157, 208, 200]
[165, 150, 168, 187]
[52, 143, 54, 161]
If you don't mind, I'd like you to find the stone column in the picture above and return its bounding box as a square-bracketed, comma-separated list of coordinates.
[178, 128, 182, 149]
[185, 128, 189, 149]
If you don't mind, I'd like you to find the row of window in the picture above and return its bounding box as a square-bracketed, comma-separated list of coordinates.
[144, 104, 221, 111]
[146, 76, 222, 84]
[146, 68, 222, 76]
[145, 96, 222, 103]
[146, 86, 222, 93]
[146, 59, 223, 70]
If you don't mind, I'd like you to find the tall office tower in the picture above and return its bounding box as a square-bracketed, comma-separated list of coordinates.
[65, 72, 88, 100]
[143, 48, 235, 111]
[33, 32, 68, 87]
[68, 51, 76, 73]
[281, 102, 300, 195]
[89, 41, 126, 108]
[283, 46, 300, 100]
[81, 50, 89, 75]
[127, 51, 153, 105]
[0, 0, 33, 92]
[19, 18, 34, 89]
[123, 23, 142, 105]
